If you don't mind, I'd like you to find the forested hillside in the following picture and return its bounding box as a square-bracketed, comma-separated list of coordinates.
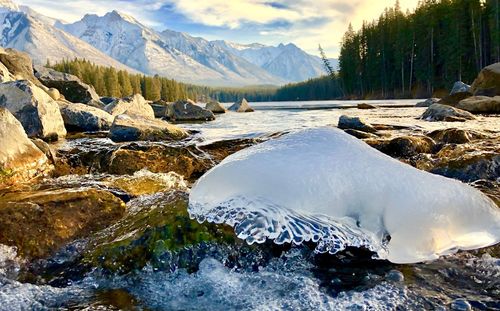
[339, 0, 500, 98]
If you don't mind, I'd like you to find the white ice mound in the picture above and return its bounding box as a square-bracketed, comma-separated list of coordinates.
[188, 127, 500, 263]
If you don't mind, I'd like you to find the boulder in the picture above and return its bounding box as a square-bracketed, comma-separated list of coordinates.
[0, 188, 125, 259]
[205, 101, 226, 113]
[34, 66, 101, 105]
[0, 80, 67, 140]
[0, 62, 14, 83]
[337, 115, 377, 133]
[427, 128, 486, 144]
[450, 81, 471, 95]
[0, 108, 50, 187]
[382, 136, 436, 157]
[58, 101, 114, 132]
[357, 103, 377, 109]
[108, 114, 189, 142]
[415, 98, 439, 107]
[438, 92, 472, 106]
[228, 98, 254, 112]
[166, 99, 215, 121]
[105, 94, 155, 119]
[151, 103, 169, 118]
[420, 104, 475, 122]
[456, 96, 500, 114]
[0, 48, 39, 85]
[471, 62, 500, 96]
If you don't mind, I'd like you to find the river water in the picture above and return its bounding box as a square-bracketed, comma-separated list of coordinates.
[0, 100, 499, 310]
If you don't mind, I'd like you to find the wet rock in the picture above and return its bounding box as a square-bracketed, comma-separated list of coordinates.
[343, 129, 378, 139]
[199, 138, 260, 163]
[456, 96, 500, 114]
[0, 108, 50, 188]
[166, 99, 215, 121]
[104, 170, 188, 197]
[108, 114, 189, 142]
[0, 80, 67, 140]
[34, 66, 101, 105]
[357, 103, 376, 109]
[471, 62, 500, 96]
[0, 188, 126, 259]
[105, 94, 154, 119]
[0, 48, 40, 86]
[450, 299, 472, 311]
[59, 101, 114, 132]
[450, 81, 471, 95]
[228, 98, 254, 112]
[420, 104, 475, 122]
[438, 92, 472, 106]
[431, 152, 500, 182]
[415, 98, 439, 107]
[205, 101, 226, 113]
[385, 270, 404, 283]
[30, 138, 56, 164]
[470, 180, 500, 207]
[427, 128, 486, 144]
[338, 115, 377, 133]
[378, 136, 436, 158]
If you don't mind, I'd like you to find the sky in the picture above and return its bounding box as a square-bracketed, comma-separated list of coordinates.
[15, 0, 418, 57]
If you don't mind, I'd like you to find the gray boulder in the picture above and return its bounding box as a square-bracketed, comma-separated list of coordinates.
[0, 48, 40, 85]
[0, 108, 50, 188]
[108, 114, 189, 142]
[421, 104, 475, 122]
[166, 99, 215, 121]
[416, 98, 439, 107]
[105, 94, 155, 119]
[151, 103, 169, 118]
[338, 115, 377, 133]
[228, 98, 254, 112]
[0, 80, 66, 140]
[58, 101, 114, 132]
[450, 81, 471, 95]
[205, 101, 226, 113]
[456, 96, 500, 114]
[34, 66, 101, 105]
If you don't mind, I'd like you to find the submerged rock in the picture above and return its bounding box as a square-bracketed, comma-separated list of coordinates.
[0, 80, 67, 140]
[471, 62, 500, 96]
[103, 170, 188, 197]
[59, 101, 114, 132]
[105, 94, 154, 119]
[166, 99, 215, 121]
[421, 104, 475, 122]
[0, 108, 50, 187]
[228, 98, 254, 112]
[205, 101, 226, 113]
[0, 188, 125, 259]
[457, 96, 500, 114]
[338, 115, 377, 133]
[34, 66, 101, 105]
[415, 98, 439, 107]
[108, 114, 189, 142]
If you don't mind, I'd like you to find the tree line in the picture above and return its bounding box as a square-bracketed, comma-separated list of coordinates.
[338, 0, 500, 99]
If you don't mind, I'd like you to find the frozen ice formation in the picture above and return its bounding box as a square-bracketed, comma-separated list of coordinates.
[189, 127, 500, 263]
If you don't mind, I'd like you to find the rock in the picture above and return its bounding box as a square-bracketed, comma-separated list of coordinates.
[166, 99, 215, 121]
[427, 128, 486, 145]
[205, 101, 226, 113]
[385, 270, 404, 283]
[34, 66, 101, 105]
[420, 104, 475, 122]
[380, 136, 436, 158]
[337, 115, 377, 133]
[105, 94, 155, 119]
[456, 96, 500, 114]
[357, 103, 377, 109]
[438, 92, 472, 106]
[0, 188, 126, 259]
[471, 62, 500, 96]
[450, 299, 472, 311]
[108, 114, 189, 142]
[0, 48, 40, 86]
[100, 97, 117, 105]
[343, 129, 378, 139]
[150, 100, 170, 118]
[0, 62, 14, 83]
[0, 108, 50, 188]
[59, 101, 114, 132]
[46, 88, 60, 101]
[415, 98, 439, 107]
[31, 138, 56, 165]
[199, 138, 260, 163]
[228, 98, 254, 112]
[450, 81, 471, 95]
[0, 80, 67, 140]
[103, 170, 188, 197]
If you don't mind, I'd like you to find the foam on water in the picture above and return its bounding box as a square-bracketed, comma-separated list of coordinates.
[189, 127, 500, 263]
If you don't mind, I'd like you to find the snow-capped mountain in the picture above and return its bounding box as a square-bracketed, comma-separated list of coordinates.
[0, 0, 133, 71]
[213, 41, 338, 82]
[60, 11, 285, 86]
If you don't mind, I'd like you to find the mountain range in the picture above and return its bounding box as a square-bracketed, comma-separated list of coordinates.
[0, 0, 336, 86]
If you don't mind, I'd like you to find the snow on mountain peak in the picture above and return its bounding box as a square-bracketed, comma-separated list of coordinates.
[0, 0, 19, 12]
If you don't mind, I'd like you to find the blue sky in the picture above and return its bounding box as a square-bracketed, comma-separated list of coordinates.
[16, 0, 418, 57]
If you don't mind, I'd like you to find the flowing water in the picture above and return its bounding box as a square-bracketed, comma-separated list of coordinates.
[0, 100, 499, 310]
